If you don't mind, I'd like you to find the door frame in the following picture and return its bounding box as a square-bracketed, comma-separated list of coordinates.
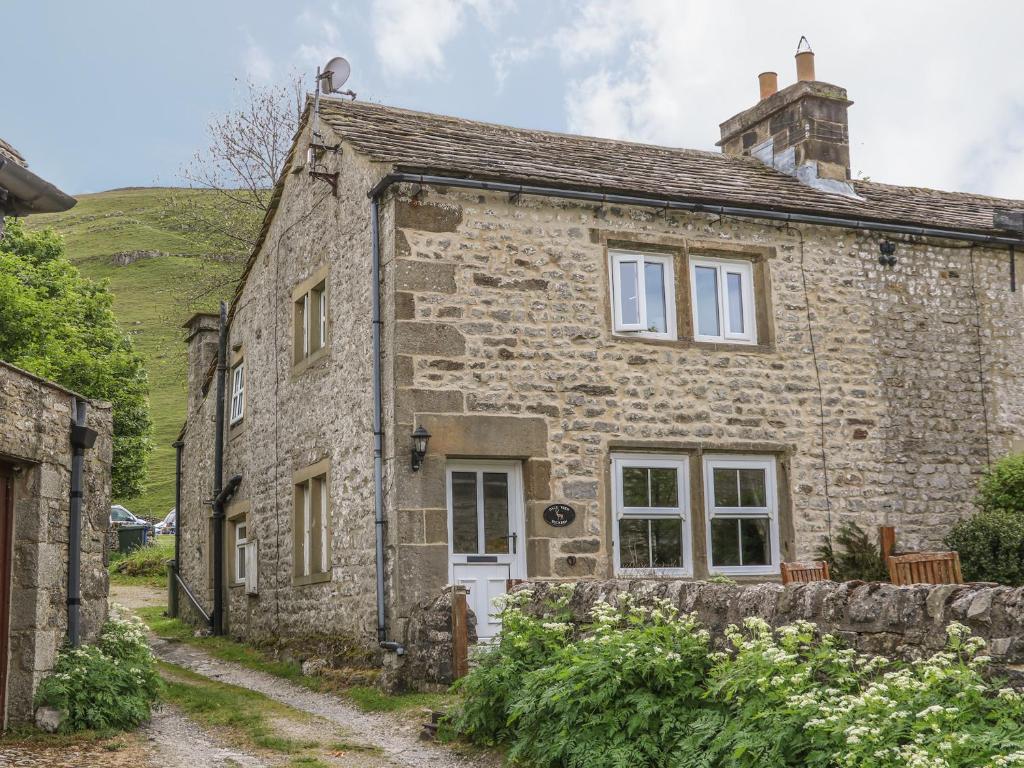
[0, 465, 15, 728]
[445, 460, 526, 584]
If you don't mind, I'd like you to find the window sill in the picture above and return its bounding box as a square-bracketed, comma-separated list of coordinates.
[616, 568, 693, 579]
[291, 346, 329, 378]
[292, 570, 332, 587]
[610, 334, 774, 353]
[708, 567, 781, 577]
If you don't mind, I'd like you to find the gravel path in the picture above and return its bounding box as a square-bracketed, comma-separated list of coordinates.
[143, 704, 269, 768]
[149, 636, 500, 768]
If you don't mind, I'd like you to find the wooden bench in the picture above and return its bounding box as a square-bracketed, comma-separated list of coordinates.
[780, 560, 831, 585]
[887, 551, 963, 586]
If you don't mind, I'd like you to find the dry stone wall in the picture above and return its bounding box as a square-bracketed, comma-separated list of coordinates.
[516, 579, 1024, 678]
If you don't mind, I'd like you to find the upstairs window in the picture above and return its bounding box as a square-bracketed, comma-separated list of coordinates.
[229, 362, 245, 424]
[610, 250, 676, 340]
[689, 257, 756, 344]
[704, 456, 779, 575]
[294, 279, 328, 364]
[611, 454, 690, 576]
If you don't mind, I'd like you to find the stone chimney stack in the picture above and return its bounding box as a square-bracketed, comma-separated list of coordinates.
[717, 38, 858, 198]
[183, 312, 220, 415]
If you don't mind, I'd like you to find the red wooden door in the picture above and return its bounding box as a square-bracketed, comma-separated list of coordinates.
[0, 467, 13, 726]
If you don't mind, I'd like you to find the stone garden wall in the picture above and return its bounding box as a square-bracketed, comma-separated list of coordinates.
[514, 580, 1024, 674]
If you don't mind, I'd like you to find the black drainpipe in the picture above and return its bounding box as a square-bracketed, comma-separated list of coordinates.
[212, 301, 229, 636]
[168, 439, 184, 617]
[68, 397, 98, 647]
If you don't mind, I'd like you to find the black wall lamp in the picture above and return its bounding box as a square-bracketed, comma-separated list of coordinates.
[878, 240, 897, 267]
[411, 426, 431, 472]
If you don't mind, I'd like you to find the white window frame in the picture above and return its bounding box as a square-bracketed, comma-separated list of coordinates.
[609, 250, 677, 340]
[703, 455, 780, 576]
[302, 293, 310, 357]
[233, 520, 247, 584]
[611, 454, 691, 577]
[301, 480, 312, 577]
[318, 287, 327, 350]
[689, 256, 757, 344]
[229, 362, 245, 424]
[319, 476, 329, 574]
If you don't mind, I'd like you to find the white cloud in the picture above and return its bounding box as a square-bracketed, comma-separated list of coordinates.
[544, 0, 1024, 197]
[243, 33, 275, 83]
[371, 0, 502, 79]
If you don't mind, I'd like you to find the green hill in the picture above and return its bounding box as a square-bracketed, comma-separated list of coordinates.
[26, 188, 244, 520]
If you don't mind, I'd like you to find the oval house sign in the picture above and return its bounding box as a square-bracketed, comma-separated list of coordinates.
[543, 503, 576, 528]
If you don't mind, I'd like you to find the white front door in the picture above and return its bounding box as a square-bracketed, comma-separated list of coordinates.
[446, 461, 525, 641]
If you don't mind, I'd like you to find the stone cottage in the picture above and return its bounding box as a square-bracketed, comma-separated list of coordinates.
[0, 363, 111, 726]
[176, 45, 1024, 661]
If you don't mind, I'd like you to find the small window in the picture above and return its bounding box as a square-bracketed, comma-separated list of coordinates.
[295, 473, 330, 579]
[611, 454, 690, 576]
[610, 250, 676, 340]
[689, 257, 756, 344]
[230, 362, 245, 424]
[704, 456, 779, 575]
[294, 279, 328, 363]
[233, 521, 247, 584]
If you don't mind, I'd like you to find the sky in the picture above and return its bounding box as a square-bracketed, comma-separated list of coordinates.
[4, 1, 1023, 199]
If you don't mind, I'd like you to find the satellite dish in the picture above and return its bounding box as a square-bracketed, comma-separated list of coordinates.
[320, 57, 351, 94]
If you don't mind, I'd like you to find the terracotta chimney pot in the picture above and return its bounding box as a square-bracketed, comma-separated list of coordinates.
[795, 36, 815, 82]
[758, 71, 779, 100]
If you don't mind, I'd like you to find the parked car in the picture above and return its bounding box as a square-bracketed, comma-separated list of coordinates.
[110, 504, 153, 534]
[155, 508, 176, 535]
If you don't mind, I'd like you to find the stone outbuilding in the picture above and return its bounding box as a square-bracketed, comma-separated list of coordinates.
[175, 44, 1024, 677]
[0, 363, 111, 726]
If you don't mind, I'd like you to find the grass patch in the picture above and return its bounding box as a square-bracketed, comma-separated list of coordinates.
[158, 661, 316, 754]
[109, 536, 175, 587]
[138, 608, 454, 714]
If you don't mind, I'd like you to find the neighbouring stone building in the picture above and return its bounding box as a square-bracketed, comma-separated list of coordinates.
[176, 43, 1024, 670]
[0, 363, 111, 726]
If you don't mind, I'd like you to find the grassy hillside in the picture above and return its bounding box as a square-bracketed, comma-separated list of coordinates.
[27, 188, 243, 520]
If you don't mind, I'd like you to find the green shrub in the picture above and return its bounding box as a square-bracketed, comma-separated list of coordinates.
[444, 585, 574, 745]
[976, 453, 1024, 515]
[505, 599, 712, 767]
[447, 598, 1024, 768]
[35, 615, 160, 732]
[111, 544, 169, 578]
[816, 521, 888, 582]
[945, 509, 1024, 585]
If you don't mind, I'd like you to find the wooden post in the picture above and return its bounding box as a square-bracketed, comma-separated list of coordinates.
[451, 587, 469, 680]
[879, 526, 896, 568]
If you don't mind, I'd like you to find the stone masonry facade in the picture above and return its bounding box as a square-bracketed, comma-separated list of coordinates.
[178, 99, 1024, 667]
[0, 362, 111, 725]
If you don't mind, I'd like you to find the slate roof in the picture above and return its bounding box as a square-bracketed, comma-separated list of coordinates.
[0, 138, 27, 168]
[318, 98, 1023, 239]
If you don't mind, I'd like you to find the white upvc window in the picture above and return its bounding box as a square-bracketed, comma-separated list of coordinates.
[317, 285, 327, 350]
[229, 362, 245, 424]
[302, 293, 310, 357]
[610, 250, 676, 340]
[302, 480, 312, 577]
[689, 256, 756, 344]
[234, 521, 247, 584]
[703, 455, 780, 576]
[319, 476, 329, 574]
[611, 454, 691, 576]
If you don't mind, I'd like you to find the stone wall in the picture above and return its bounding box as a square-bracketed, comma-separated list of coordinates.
[0, 362, 112, 725]
[515, 579, 1024, 676]
[387, 182, 1024, 611]
[177, 118, 386, 654]
[394, 586, 478, 691]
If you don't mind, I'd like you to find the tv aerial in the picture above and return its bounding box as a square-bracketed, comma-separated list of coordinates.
[309, 55, 356, 196]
